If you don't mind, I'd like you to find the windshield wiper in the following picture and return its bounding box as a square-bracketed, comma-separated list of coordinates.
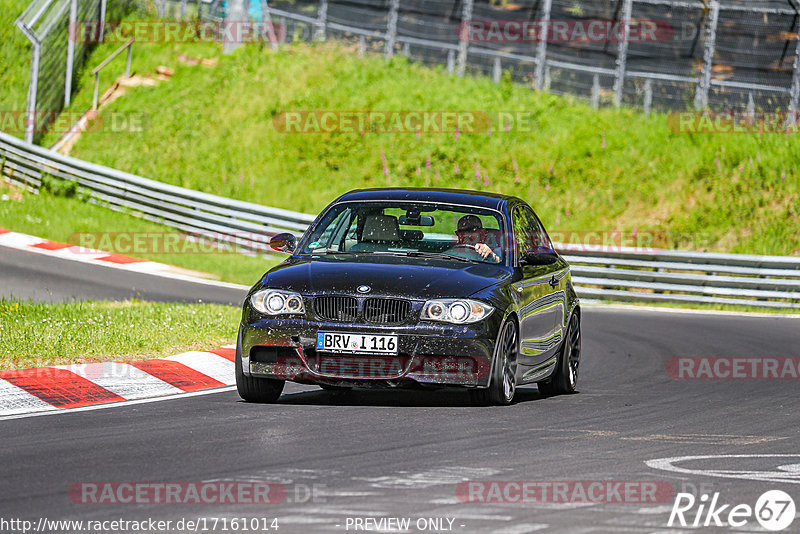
[388, 250, 476, 263]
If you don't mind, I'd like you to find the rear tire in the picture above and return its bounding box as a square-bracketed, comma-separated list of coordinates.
[235, 329, 285, 403]
[470, 320, 517, 406]
[538, 312, 580, 396]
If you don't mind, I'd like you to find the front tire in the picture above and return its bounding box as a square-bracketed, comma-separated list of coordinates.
[538, 312, 580, 396]
[470, 319, 518, 406]
[235, 329, 285, 403]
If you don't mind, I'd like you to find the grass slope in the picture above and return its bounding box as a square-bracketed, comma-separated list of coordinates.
[59, 41, 800, 256]
[0, 298, 238, 369]
[0, 0, 33, 123]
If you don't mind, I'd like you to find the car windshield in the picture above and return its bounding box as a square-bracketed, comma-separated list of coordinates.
[299, 201, 507, 265]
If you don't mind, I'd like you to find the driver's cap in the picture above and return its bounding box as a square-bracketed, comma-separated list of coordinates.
[457, 215, 482, 232]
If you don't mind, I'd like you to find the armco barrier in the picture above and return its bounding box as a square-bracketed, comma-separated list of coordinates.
[1, 129, 798, 309]
[0, 130, 316, 252]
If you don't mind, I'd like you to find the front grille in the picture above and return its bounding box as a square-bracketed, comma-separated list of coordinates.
[363, 298, 412, 324]
[314, 296, 358, 322]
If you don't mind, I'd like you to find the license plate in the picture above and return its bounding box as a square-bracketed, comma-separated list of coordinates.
[316, 332, 398, 355]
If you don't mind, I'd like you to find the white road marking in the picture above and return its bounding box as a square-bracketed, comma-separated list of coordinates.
[646, 454, 800, 484]
[584, 302, 800, 319]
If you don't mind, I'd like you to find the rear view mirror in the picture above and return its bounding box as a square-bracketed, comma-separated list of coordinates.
[520, 246, 559, 266]
[270, 233, 297, 254]
[399, 214, 434, 226]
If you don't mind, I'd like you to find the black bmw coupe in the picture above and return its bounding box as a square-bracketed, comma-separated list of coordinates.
[236, 188, 581, 405]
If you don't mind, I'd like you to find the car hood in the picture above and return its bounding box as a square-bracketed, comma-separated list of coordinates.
[263, 255, 511, 299]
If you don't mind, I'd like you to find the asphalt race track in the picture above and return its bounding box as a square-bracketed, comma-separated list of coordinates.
[2, 246, 799, 533]
[0, 246, 246, 305]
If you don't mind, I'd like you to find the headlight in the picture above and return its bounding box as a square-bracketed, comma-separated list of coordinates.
[421, 299, 493, 324]
[251, 289, 305, 316]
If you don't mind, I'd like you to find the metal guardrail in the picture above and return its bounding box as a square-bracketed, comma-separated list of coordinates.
[1, 129, 798, 309]
[0, 130, 316, 252]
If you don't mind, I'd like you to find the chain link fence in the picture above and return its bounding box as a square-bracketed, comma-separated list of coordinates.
[12, 0, 800, 143]
[257, 0, 800, 114]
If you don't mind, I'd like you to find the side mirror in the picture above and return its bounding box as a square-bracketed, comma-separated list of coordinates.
[270, 232, 297, 254]
[520, 246, 559, 266]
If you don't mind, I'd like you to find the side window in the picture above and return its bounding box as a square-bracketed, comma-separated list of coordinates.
[512, 206, 546, 256]
[317, 209, 352, 250]
[532, 213, 554, 249]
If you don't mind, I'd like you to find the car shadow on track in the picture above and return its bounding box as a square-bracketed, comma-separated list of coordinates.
[273, 387, 548, 407]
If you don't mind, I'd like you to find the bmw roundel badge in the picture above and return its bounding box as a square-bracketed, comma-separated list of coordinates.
[357, 285, 371, 294]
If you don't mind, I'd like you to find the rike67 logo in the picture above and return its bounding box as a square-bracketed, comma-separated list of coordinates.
[669, 490, 795, 531]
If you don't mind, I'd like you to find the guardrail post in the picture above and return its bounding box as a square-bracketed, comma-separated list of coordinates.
[125, 44, 132, 78]
[223, 0, 246, 54]
[99, 0, 107, 42]
[694, 0, 720, 109]
[591, 74, 600, 109]
[492, 57, 501, 83]
[456, 0, 473, 77]
[402, 42, 410, 57]
[263, 2, 279, 51]
[314, 0, 328, 41]
[791, 27, 800, 112]
[447, 49, 455, 75]
[65, 0, 77, 107]
[643, 79, 652, 116]
[613, 0, 633, 106]
[92, 72, 100, 110]
[358, 35, 366, 58]
[534, 0, 552, 89]
[16, 21, 40, 144]
[384, 0, 399, 59]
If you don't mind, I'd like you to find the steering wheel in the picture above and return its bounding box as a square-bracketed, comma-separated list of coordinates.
[450, 243, 488, 258]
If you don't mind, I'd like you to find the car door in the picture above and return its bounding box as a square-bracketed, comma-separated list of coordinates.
[510, 205, 568, 381]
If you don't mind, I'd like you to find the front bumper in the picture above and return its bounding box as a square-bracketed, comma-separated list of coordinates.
[240, 316, 499, 388]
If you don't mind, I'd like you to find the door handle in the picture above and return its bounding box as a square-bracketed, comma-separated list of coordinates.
[549, 276, 558, 289]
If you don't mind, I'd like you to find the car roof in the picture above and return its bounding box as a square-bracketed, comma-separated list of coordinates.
[335, 188, 522, 211]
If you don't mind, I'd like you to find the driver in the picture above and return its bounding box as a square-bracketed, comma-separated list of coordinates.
[453, 215, 502, 263]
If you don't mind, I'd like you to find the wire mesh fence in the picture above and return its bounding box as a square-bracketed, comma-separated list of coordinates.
[12, 0, 800, 143]
[13, 0, 137, 143]
[259, 0, 800, 115]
